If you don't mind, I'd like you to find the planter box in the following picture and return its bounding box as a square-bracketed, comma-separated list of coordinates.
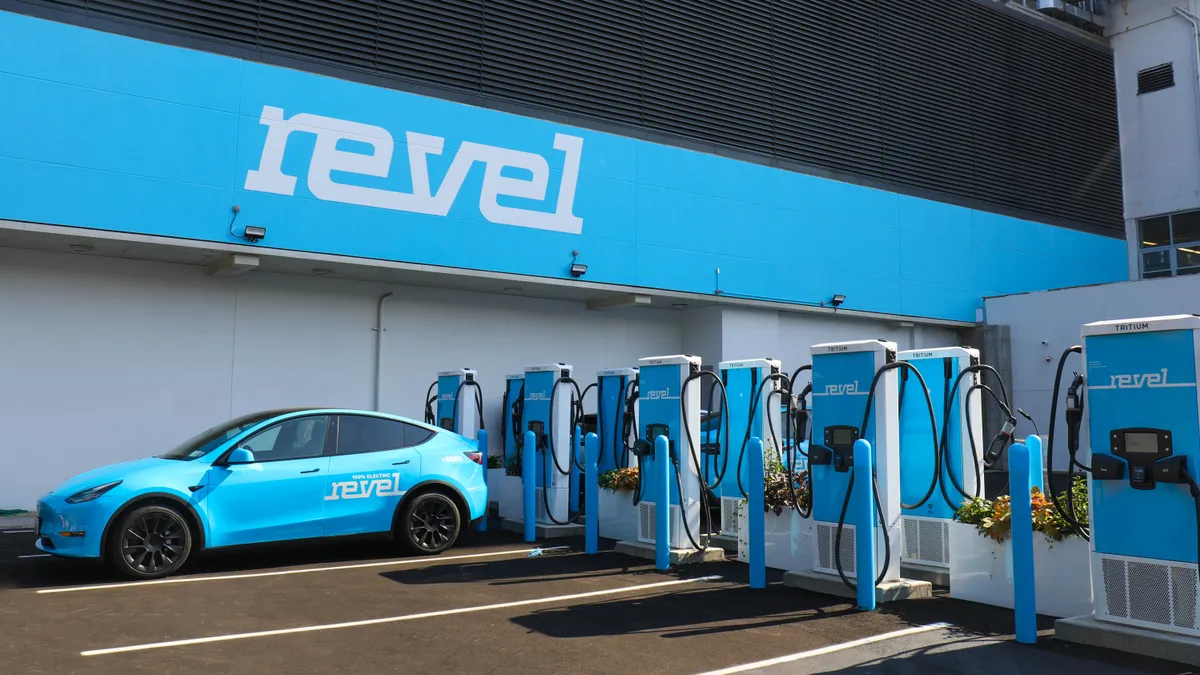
[597, 489, 640, 542]
[949, 521, 1092, 618]
[736, 505, 813, 573]
[486, 469, 505, 506]
[496, 475, 524, 522]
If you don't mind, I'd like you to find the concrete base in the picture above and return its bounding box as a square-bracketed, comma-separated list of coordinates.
[782, 570, 932, 603]
[499, 518, 585, 539]
[900, 562, 950, 587]
[0, 514, 35, 530]
[614, 539, 725, 565]
[1056, 615, 1200, 667]
[709, 534, 739, 553]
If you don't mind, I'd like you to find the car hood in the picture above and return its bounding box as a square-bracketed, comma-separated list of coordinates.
[51, 457, 175, 497]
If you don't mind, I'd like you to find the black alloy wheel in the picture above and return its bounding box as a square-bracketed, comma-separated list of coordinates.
[110, 505, 192, 579]
[400, 492, 461, 555]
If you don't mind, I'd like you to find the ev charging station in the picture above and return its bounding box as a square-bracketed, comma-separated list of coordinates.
[898, 347, 982, 577]
[781, 339, 930, 600]
[496, 373, 525, 522]
[435, 368, 482, 439]
[597, 368, 638, 474]
[517, 363, 580, 533]
[1055, 315, 1200, 646]
[613, 354, 723, 561]
[716, 358, 782, 538]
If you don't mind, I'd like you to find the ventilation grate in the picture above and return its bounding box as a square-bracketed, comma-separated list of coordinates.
[721, 498, 741, 535]
[1100, 555, 1200, 635]
[815, 522, 856, 578]
[638, 501, 655, 543]
[902, 516, 950, 567]
[1137, 63, 1175, 95]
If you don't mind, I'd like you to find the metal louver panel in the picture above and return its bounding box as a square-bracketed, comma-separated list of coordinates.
[87, 0, 259, 46]
[482, 0, 643, 126]
[1138, 63, 1175, 95]
[7, 0, 1124, 235]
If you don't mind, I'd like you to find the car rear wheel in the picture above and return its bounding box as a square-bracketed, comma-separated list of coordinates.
[109, 505, 193, 580]
[398, 492, 460, 555]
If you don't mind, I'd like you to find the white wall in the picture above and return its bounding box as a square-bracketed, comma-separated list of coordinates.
[1111, 1, 1200, 220]
[0, 248, 683, 509]
[984, 273, 1200, 469]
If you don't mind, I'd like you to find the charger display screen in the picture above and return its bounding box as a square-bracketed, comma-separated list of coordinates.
[1125, 432, 1161, 454]
[831, 428, 856, 446]
[528, 421, 544, 434]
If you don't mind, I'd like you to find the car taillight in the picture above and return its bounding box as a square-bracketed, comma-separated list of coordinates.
[464, 451, 483, 465]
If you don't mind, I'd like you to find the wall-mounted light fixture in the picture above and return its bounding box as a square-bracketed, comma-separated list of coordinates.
[569, 249, 588, 278]
[229, 205, 267, 243]
[830, 294, 846, 307]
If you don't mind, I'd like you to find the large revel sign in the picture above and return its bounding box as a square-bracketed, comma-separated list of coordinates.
[245, 106, 585, 235]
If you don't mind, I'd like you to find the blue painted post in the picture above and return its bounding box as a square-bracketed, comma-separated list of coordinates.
[853, 439, 876, 611]
[476, 428, 489, 533]
[522, 430, 536, 543]
[655, 434, 670, 571]
[571, 425, 582, 516]
[1026, 434, 1045, 492]
[748, 437, 766, 589]
[585, 432, 599, 555]
[1010, 440, 1037, 644]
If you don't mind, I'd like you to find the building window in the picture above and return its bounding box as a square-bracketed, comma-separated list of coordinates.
[1139, 211, 1200, 278]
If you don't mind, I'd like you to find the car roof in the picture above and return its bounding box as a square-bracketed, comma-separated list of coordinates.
[261, 408, 441, 433]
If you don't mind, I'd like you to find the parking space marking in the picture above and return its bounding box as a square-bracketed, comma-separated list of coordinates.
[40, 546, 569, 595]
[18, 554, 51, 559]
[691, 623, 952, 675]
[2, 530, 34, 534]
[82, 574, 723, 656]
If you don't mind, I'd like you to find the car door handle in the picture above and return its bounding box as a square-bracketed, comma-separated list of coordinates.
[393, 460, 411, 466]
[300, 468, 321, 474]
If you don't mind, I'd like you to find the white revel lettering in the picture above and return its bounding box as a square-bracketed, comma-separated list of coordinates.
[824, 381, 861, 396]
[325, 473, 404, 501]
[244, 106, 585, 235]
[1111, 368, 1168, 389]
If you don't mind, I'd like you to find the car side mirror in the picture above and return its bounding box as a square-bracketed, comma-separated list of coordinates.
[225, 448, 255, 465]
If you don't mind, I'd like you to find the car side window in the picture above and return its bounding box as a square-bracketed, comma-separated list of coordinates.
[240, 416, 330, 462]
[337, 416, 434, 455]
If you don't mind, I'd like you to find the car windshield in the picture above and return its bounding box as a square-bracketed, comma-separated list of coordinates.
[158, 410, 296, 461]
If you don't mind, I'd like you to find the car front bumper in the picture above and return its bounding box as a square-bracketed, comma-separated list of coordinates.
[35, 498, 109, 558]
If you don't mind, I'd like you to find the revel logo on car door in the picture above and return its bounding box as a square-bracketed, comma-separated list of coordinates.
[322, 415, 430, 536]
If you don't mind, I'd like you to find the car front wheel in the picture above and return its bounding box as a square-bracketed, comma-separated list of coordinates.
[398, 492, 461, 555]
[109, 505, 193, 579]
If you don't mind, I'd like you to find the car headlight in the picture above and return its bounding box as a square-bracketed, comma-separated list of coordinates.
[65, 480, 123, 504]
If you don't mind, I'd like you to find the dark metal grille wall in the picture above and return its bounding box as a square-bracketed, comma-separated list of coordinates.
[11, 0, 1124, 234]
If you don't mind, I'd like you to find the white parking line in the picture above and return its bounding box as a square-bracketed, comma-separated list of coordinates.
[2, 529, 34, 534]
[40, 546, 570, 595]
[82, 574, 723, 656]
[692, 623, 952, 675]
[18, 554, 51, 559]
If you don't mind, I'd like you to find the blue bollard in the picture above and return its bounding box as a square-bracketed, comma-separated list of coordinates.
[571, 425, 582, 516]
[655, 434, 670, 571]
[476, 429, 489, 533]
[522, 430, 536, 543]
[1026, 434, 1045, 492]
[853, 439, 876, 611]
[585, 432, 599, 554]
[1010, 439, 1037, 644]
[748, 437, 766, 589]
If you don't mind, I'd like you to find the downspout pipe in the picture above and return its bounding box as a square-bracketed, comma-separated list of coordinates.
[1175, 5, 1200, 167]
[374, 292, 394, 411]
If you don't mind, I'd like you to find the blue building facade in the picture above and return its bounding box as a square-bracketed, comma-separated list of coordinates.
[0, 11, 1125, 323]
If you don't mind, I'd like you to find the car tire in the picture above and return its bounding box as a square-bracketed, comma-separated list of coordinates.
[108, 504, 193, 580]
[397, 492, 461, 555]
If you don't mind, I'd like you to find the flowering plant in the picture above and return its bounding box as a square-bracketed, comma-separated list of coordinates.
[760, 450, 810, 515]
[954, 477, 1088, 544]
[598, 467, 639, 493]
